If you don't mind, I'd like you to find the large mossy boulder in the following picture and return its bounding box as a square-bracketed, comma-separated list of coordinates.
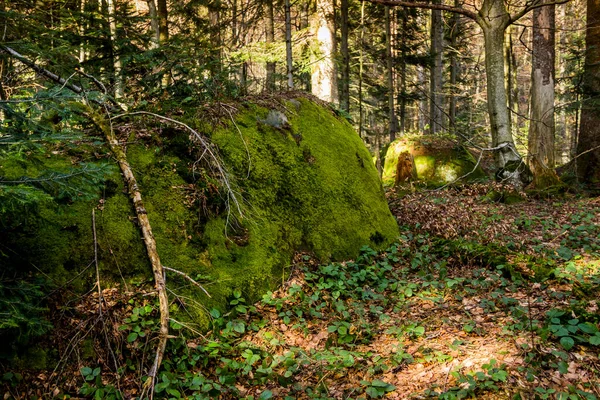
[382, 136, 488, 187]
[0, 97, 398, 334]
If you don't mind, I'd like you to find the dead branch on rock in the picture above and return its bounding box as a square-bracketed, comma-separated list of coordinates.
[111, 111, 244, 220]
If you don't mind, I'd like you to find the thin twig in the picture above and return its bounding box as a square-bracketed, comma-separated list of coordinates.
[163, 266, 211, 298]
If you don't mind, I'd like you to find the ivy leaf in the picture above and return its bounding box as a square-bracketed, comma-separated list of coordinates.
[560, 336, 575, 350]
[127, 332, 138, 343]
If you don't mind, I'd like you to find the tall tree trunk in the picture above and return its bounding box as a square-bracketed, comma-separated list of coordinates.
[576, 0, 600, 185]
[528, 1, 556, 187]
[209, 1, 222, 76]
[399, 8, 407, 134]
[312, 0, 338, 104]
[505, 26, 518, 137]
[285, 0, 294, 89]
[265, 0, 276, 91]
[448, 2, 459, 130]
[340, 0, 350, 112]
[147, 0, 160, 49]
[157, 0, 170, 87]
[418, 65, 427, 132]
[386, 6, 398, 141]
[429, 0, 444, 135]
[106, 0, 124, 103]
[79, 0, 87, 69]
[359, 0, 365, 137]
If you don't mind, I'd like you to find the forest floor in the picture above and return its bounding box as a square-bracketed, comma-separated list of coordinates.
[5, 183, 600, 400]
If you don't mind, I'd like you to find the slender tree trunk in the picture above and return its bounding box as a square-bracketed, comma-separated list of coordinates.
[418, 65, 427, 132]
[448, 3, 459, 130]
[340, 0, 350, 112]
[399, 8, 407, 134]
[157, 0, 170, 87]
[285, 0, 294, 89]
[505, 26, 518, 137]
[576, 0, 600, 184]
[106, 0, 124, 102]
[147, 0, 160, 49]
[528, 1, 556, 187]
[359, 0, 365, 137]
[312, 0, 338, 104]
[209, 1, 222, 76]
[79, 0, 87, 69]
[386, 6, 398, 141]
[429, 0, 444, 134]
[265, 0, 276, 91]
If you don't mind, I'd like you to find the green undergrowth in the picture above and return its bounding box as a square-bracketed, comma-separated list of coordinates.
[48, 226, 600, 399]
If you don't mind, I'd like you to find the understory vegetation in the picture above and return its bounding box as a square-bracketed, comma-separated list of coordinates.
[2, 185, 599, 399]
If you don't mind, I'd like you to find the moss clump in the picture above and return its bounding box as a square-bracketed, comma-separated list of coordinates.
[382, 137, 487, 187]
[202, 98, 399, 307]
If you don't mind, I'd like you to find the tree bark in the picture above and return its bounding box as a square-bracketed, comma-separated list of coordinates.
[448, 1, 459, 130]
[209, 1, 222, 76]
[106, 0, 125, 102]
[265, 0, 276, 91]
[312, 0, 338, 104]
[528, 1, 557, 187]
[340, 0, 350, 112]
[285, 0, 294, 89]
[429, 0, 444, 135]
[399, 8, 408, 134]
[359, 0, 365, 137]
[386, 6, 399, 141]
[147, 0, 160, 49]
[576, 0, 600, 185]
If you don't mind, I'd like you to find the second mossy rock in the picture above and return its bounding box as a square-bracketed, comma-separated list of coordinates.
[382, 136, 487, 187]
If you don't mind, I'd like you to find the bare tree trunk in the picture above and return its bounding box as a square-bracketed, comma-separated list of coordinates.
[576, 0, 600, 184]
[106, 0, 124, 103]
[505, 26, 518, 137]
[312, 0, 338, 104]
[528, 1, 556, 187]
[429, 0, 444, 135]
[209, 1, 222, 76]
[359, 0, 365, 138]
[386, 6, 398, 141]
[147, 0, 160, 49]
[399, 8, 407, 134]
[448, 4, 458, 130]
[418, 65, 427, 132]
[340, 0, 350, 112]
[265, 0, 276, 91]
[157, 0, 170, 87]
[79, 0, 87, 69]
[285, 0, 294, 89]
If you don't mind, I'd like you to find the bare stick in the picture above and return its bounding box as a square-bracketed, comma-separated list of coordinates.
[163, 265, 211, 297]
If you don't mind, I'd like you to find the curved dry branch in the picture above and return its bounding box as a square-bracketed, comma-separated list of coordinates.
[111, 111, 245, 220]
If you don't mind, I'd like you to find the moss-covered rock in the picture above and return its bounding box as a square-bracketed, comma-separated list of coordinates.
[0, 97, 398, 335]
[382, 136, 487, 187]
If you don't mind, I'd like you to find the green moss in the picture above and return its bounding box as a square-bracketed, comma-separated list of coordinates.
[383, 137, 487, 187]
[1, 97, 398, 337]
